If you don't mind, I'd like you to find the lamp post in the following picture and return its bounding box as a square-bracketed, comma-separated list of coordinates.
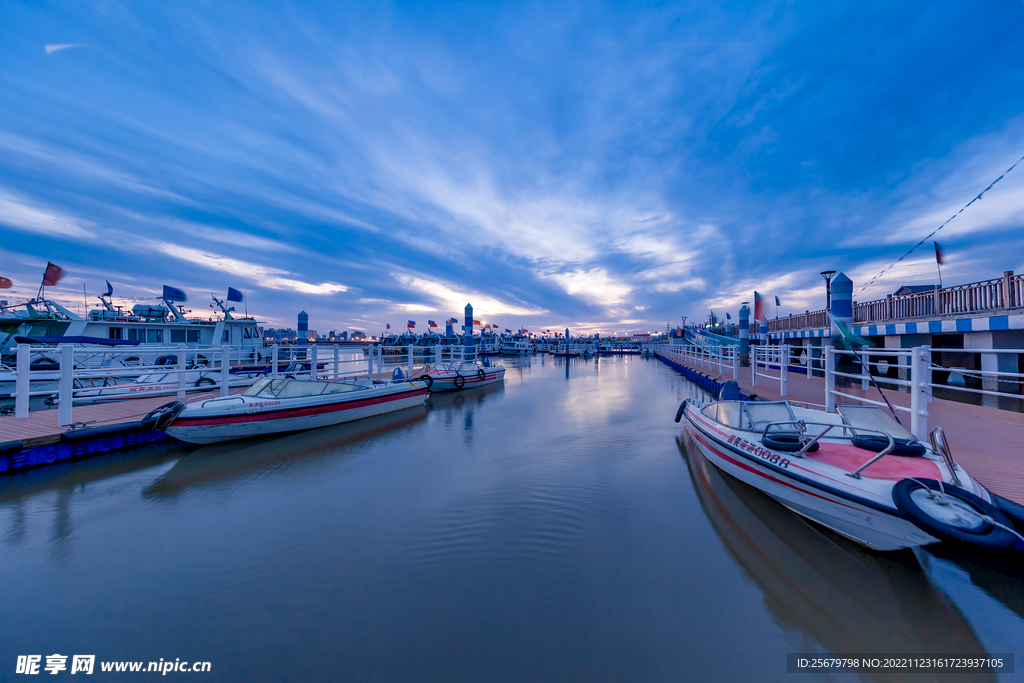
[820, 270, 837, 311]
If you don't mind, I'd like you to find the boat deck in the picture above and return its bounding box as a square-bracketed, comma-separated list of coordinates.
[657, 352, 1024, 506]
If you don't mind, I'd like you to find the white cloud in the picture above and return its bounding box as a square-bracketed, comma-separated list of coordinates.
[394, 273, 547, 316]
[0, 189, 95, 239]
[149, 242, 348, 295]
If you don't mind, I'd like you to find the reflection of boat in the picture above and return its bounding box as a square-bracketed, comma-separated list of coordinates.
[924, 543, 1024, 623]
[144, 406, 428, 497]
[680, 433, 994, 683]
[421, 360, 505, 391]
[163, 377, 428, 444]
[677, 387, 1017, 551]
[424, 379, 504, 408]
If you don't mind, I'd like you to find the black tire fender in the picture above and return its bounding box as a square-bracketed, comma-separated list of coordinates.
[892, 478, 1018, 548]
[142, 401, 185, 431]
[454, 374, 465, 389]
[195, 377, 216, 390]
[421, 375, 433, 389]
[478, 368, 486, 381]
[674, 402, 686, 423]
[852, 434, 926, 457]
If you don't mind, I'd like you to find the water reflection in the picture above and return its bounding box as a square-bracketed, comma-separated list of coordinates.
[678, 432, 994, 683]
[144, 406, 429, 498]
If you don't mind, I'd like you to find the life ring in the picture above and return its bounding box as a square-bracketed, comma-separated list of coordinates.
[761, 434, 819, 453]
[454, 374, 465, 389]
[892, 478, 1018, 548]
[478, 368, 486, 381]
[852, 434, 926, 457]
[195, 377, 217, 391]
[421, 375, 433, 389]
[142, 401, 185, 431]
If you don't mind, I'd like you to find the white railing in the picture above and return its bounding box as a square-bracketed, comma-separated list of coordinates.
[822, 345, 1024, 441]
[654, 342, 738, 380]
[750, 344, 821, 397]
[9, 341, 479, 426]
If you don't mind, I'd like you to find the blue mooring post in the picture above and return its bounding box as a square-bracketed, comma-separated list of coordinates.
[297, 310, 308, 353]
[739, 303, 750, 366]
[464, 303, 473, 356]
[830, 272, 853, 336]
[830, 272, 854, 386]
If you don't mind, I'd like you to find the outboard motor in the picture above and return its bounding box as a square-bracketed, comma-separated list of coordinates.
[719, 380, 741, 401]
[392, 367, 405, 381]
[482, 357, 491, 368]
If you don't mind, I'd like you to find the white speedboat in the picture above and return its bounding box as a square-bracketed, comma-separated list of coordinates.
[676, 381, 1024, 551]
[158, 376, 428, 444]
[46, 368, 266, 406]
[419, 360, 505, 392]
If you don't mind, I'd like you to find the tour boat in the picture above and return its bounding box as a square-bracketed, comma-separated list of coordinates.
[676, 382, 1024, 551]
[157, 376, 428, 444]
[419, 360, 505, 392]
[500, 336, 533, 355]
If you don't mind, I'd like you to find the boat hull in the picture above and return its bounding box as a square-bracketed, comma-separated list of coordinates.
[428, 369, 505, 392]
[167, 386, 428, 444]
[682, 409, 939, 551]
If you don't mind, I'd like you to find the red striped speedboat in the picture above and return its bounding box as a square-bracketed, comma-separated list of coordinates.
[161, 377, 428, 444]
[676, 382, 1023, 552]
[419, 361, 504, 392]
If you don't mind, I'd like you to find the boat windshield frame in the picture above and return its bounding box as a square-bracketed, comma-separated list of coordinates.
[241, 377, 367, 398]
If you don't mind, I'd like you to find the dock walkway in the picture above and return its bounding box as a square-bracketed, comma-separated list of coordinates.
[656, 352, 1024, 506]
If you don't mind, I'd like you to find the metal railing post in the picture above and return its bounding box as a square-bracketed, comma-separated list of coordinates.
[367, 346, 374, 379]
[780, 344, 788, 397]
[732, 347, 738, 380]
[751, 347, 758, 386]
[377, 344, 383, 376]
[14, 343, 29, 419]
[408, 344, 414, 376]
[58, 344, 73, 427]
[824, 346, 835, 413]
[910, 345, 930, 441]
[177, 344, 187, 399]
[310, 344, 318, 379]
[333, 345, 339, 379]
[271, 344, 280, 379]
[220, 346, 231, 396]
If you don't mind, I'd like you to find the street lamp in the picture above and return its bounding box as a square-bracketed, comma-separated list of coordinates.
[820, 270, 837, 311]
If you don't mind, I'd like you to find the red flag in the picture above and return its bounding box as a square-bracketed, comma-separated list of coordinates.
[934, 241, 944, 265]
[492, 324, 498, 328]
[42, 262, 65, 287]
[0, 277, 11, 289]
[753, 291, 766, 322]
[386, 324, 391, 329]
[473, 319, 481, 325]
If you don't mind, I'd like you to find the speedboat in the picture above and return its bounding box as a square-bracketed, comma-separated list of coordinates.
[676, 381, 1024, 552]
[419, 360, 505, 392]
[157, 376, 428, 444]
[46, 368, 266, 406]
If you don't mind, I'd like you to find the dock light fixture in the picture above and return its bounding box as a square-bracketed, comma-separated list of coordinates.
[820, 270, 837, 311]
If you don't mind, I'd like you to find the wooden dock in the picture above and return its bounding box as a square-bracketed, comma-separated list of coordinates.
[656, 352, 1024, 506]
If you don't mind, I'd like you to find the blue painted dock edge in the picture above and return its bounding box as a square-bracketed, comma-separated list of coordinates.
[654, 352, 761, 401]
[0, 426, 171, 474]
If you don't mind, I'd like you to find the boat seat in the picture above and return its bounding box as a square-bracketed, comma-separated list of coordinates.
[719, 381, 741, 401]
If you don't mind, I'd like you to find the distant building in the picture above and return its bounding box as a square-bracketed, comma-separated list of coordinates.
[351, 331, 367, 341]
[629, 333, 652, 343]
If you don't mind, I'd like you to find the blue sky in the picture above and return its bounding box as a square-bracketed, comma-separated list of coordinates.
[2, 1, 1024, 334]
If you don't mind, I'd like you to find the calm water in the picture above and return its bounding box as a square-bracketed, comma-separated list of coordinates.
[2, 354, 1022, 682]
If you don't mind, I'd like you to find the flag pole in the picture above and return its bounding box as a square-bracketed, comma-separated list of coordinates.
[934, 242, 944, 289]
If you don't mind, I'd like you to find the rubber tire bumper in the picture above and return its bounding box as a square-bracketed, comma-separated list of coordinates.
[421, 375, 433, 389]
[761, 434, 819, 453]
[892, 478, 1018, 548]
[454, 375, 465, 389]
[141, 401, 185, 431]
[478, 369, 486, 381]
[674, 402, 686, 423]
[852, 434, 926, 457]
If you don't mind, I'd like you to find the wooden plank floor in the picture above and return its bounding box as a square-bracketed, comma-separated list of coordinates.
[658, 351, 1024, 506]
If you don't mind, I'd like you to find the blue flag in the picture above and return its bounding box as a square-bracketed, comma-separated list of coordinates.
[162, 285, 187, 302]
[104, 280, 113, 297]
[726, 312, 731, 320]
[227, 287, 244, 302]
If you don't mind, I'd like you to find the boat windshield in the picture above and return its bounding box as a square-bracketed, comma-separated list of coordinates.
[243, 378, 366, 398]
[742, 402, 795, 432]
[837, 405, 915, 440]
